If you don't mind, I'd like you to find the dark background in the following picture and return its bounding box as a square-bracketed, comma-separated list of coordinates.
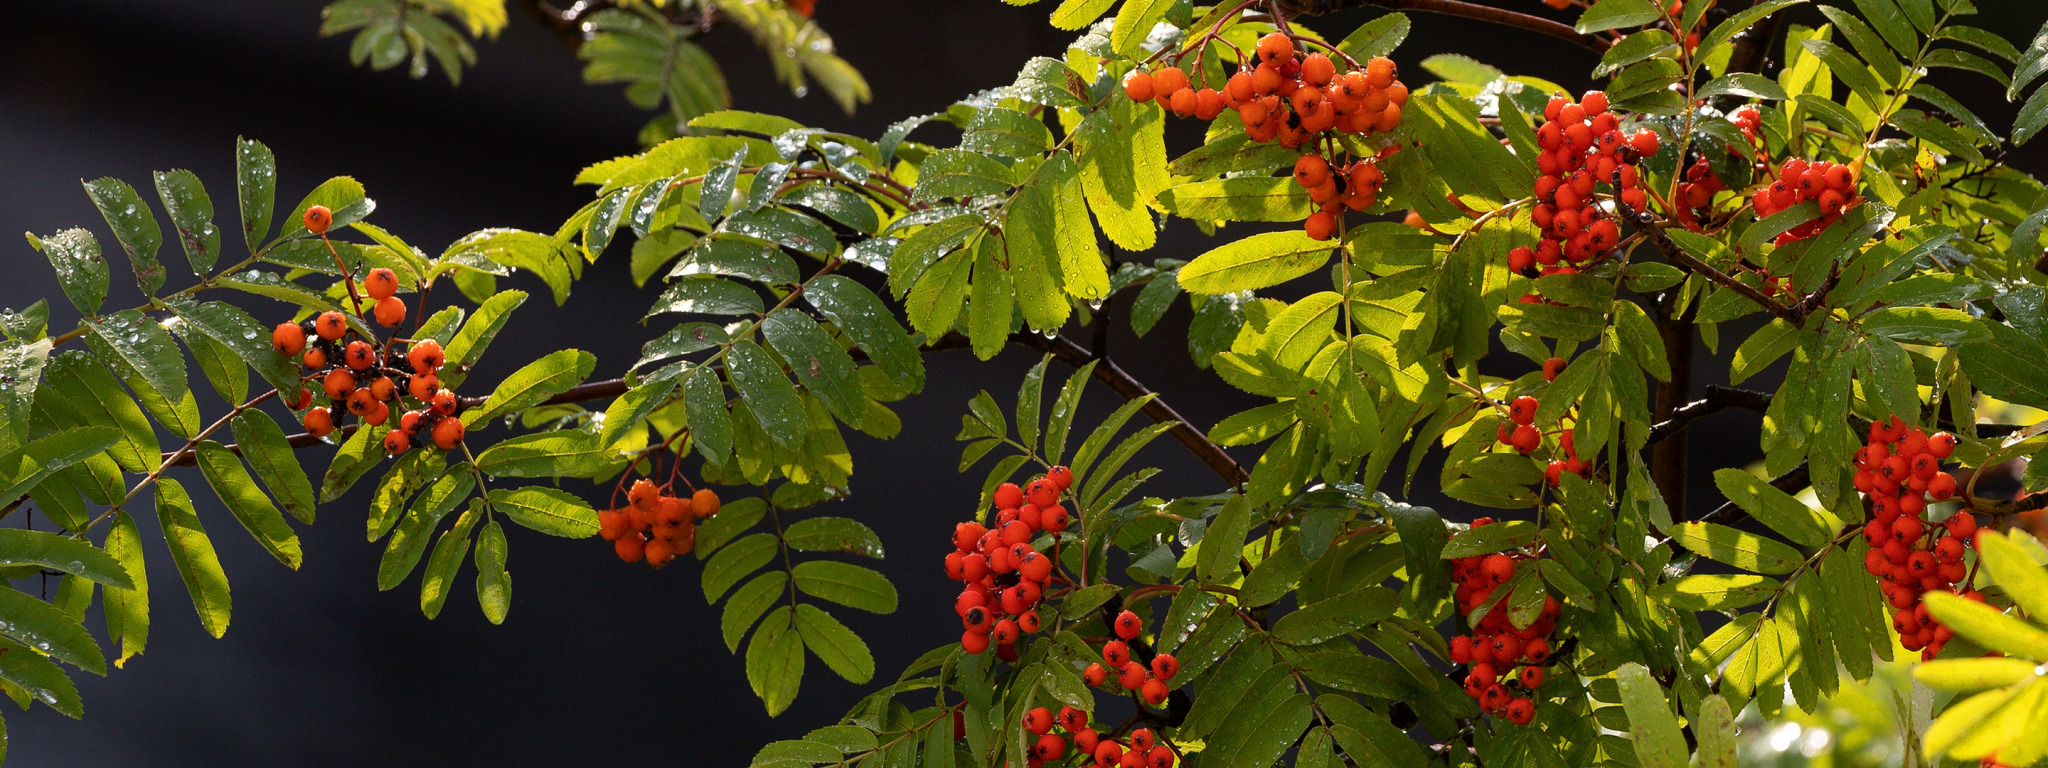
[0, 1, 2041, 765]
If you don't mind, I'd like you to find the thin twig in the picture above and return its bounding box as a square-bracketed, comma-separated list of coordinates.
[1645, 386, 1773, 445]
[1618, 201, 1805, 325]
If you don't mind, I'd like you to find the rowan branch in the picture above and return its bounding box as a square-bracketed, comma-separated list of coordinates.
[1645, 386, 1773, 445]
[1272, 0, 1612, 54]
[1619, 203, 1807, 325]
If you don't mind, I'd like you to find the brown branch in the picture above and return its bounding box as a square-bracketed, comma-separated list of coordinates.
[1620, 203, 1806, 325]
[1646, 386, 1773, 445]
[1273, 0, 1612, 54]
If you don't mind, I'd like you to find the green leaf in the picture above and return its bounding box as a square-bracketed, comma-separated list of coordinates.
[0, 427, 121, 508]
[705, 532, 778, 601]
[444, 290, 527, 378]
[30, 229, 109, 317]
[0, 587, 104, 676]
[319, 421, 387, 504]
[647, 276, 764, 319]
[2010, 17, 2048, 99]
[83, 177, 166, 295]
[1667, 522, 1805, 574]
[683, 369, 735, 463]
[0, 530, 131, 589]
[487, 487, 599, 538]
[804, 275, 925, 393]
[762, 310, 866, 428]
[419, 503, 480, 619]
[794, 604, 874, 683]
[1914, 657, 2043, 691]
[1178, 231, 1334, 294]
[282, 176, 373, 240]
[463, 349, 596, 426]
[83, 309, 187, 406]
[164, 298, 300, 398]
[1711, 468, 1837, 546]
[1049, 0, 1116, 29]
[966, 242, 1013, 360]
[152, 169, 221, 274]
[101, 512, 148, 667]
[726, 340, 808, 450]
[1271, 588, 1398, 645]
[378, 470, 473, 590]
[1577, 0, 1661, 33]
[1441, 520, 1538, 558]
[723, 571, 787, 651]
[1340, 12, 1411, 59]
[1653, 573, 1779, 610]
[473, 520, 510, 625]
[193, 442, 303, 570]
[914, 149, 1014, 202]
[889, 214, 982, 295]
[235, 137, 276, 253]
[1865, 306, 1991, 344]
[746, 607, 804, 716]
[1976, 531, 2048, 621]
[1077, 98, 1166, 252]
[1111, 0, 1175, 57]
[783, 517, 884, 558]
[1616, 663, 1687, 768]
[155, 478, 232, 638]
[473, 429, 612, 480]
[1924, 589, 2048, 660]
[40, 353, 152, 473]
[0, 637, 81, 718]
[599, 378, 676, 450]
[1198, 494, 1252, 584]
[791, 560, 897, 613]
[1699, 72, 1790, 101]
[1158, 178, 1311, 223]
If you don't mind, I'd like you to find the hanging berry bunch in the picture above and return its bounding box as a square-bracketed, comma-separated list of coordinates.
[1852, 417, 1984, 660]
[1751, 157, 1860, 243]
[1124, 32, 1407, 241]
[270, 205, 466, 454]
[1017, 705, 1176, 768]
[1509, 90, 1659, 295]
[946, 468, 1075, 658]
[1079, 609, 1180, 707]
[597, 478, 722, 568]
[1446, 519, 1559, 726]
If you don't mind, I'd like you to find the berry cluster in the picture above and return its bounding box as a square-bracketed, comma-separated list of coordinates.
[270, 206, 465, 454]
[1751, 156, 1860, 245]
[1446, 519, 1559, 726]
[1123, 33, 1406, 241]
[1509, 91, 1659, 291]
[1669, 157, 1728, 230]
[946, 468, 1075, 658]
[1852, 417, 1981, 660]
[598, 479, 722, 568]
[1491, 395, 1592, 486]
[1079, 610, 1179, 706]
[1020, 707, 1175, 768]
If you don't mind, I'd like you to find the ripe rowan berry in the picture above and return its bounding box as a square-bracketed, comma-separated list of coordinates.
[1304, 210, 1338, 241]
[690, 488, 722, 518]
[1119, 660, 1148, 690]
[431, 415, 465, 449]
[1033, 734, 1067, 761]
[323, 368, 357, 401]
[1523, 637, 1551, 664]
[1508, 396, 1538, 425]
[1083, 663, 1108, 687]
[645, 538, 676, 567]
[343, 341, 375, 371]
[288, 387, 313, 410]
[614, 535, 645, 563]
[1255, 32, 1293, 64]
[303, 406, 335, 437]
[1058, 706, 1087, 732]
[1542, 357, 1566, 381]
[1114, 610, 1142, 640]
[1194, 88, 1226, 120]
[961, 630, 991, 655]
[372, 295, 406, 327]
[303, 205, 332, 235]
[1150, 67, 1189, 100]
[1023, 707, 1054, 735]
[1094, 740, 1123, 768]
[1168, 88, 1198, 117]
[1150, 653, 1179, 681]
[431, 389, 459, 416]
[315, 311, 348, 341]
[272, 322, 307, 356]
[363, 267, 400, 301]
[1508, 424, 1541, 454]
[380, 428, 410, 455]
[1147, 745, 1175, 768]
[368, 376, 396, 402]
[1103, 640, 1130, 668]
[362, 400, 390, 426]
[1505, 697, 1535, 725]
[1519, 665, 1545, 689]
[408, 372, 439, 401]
[994, 482, 1025, 511]
[1027, 478, 1060, 507]
[407, 339, 446, 373]
[303, 346, 329, 370]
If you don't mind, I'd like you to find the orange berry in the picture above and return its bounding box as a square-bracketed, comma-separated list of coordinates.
[344, 340, 375, 370]
[382, 429, 411, 455]
[346, 388, 376, 417]
[1225, 71, 1256, 103]
[303, 205, 332, 235]
[1150, 67, 1188, 98]
[1123, 71, 1156, 102]
[1300, 53, 1335, 86]
[363, 268, 399, 300]
[322, 368, 357, 401]
[372, 295, 406, 327]
[1365, 57, 1396, 89]
[615, 535, 645, 563]
[645, 538, 676, 567]
[431, 389, 458, 416]
[690, 488, 722, 518]
[408, 372, 439, 401]
[303, 346, 329, 370]
[1304, 211, 1338, 241]
[303, 407, 335, 437]
[368, 376, 397, 402]
[431, 415, 465, 450]
[363, 400, 390, 426]
[272, 322, 306, 356]
[407, 339, 445, 373]
[1194, 88, 1226, 120]
[314, 311, 347, 341]
[1294, 154, 1331, 188]
[1255, 32, 1293, 64]
[1168, 87, 1198, 117]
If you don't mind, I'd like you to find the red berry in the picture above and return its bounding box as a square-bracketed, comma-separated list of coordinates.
[1150, 654, 1179, 681]
[1505, 697, 1535, 725]
[1023, 707, 1054, 735]
[303, 205, 332, 235]
[1114, 610, 1143, 640]
[1509, 396, 1539, 425]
